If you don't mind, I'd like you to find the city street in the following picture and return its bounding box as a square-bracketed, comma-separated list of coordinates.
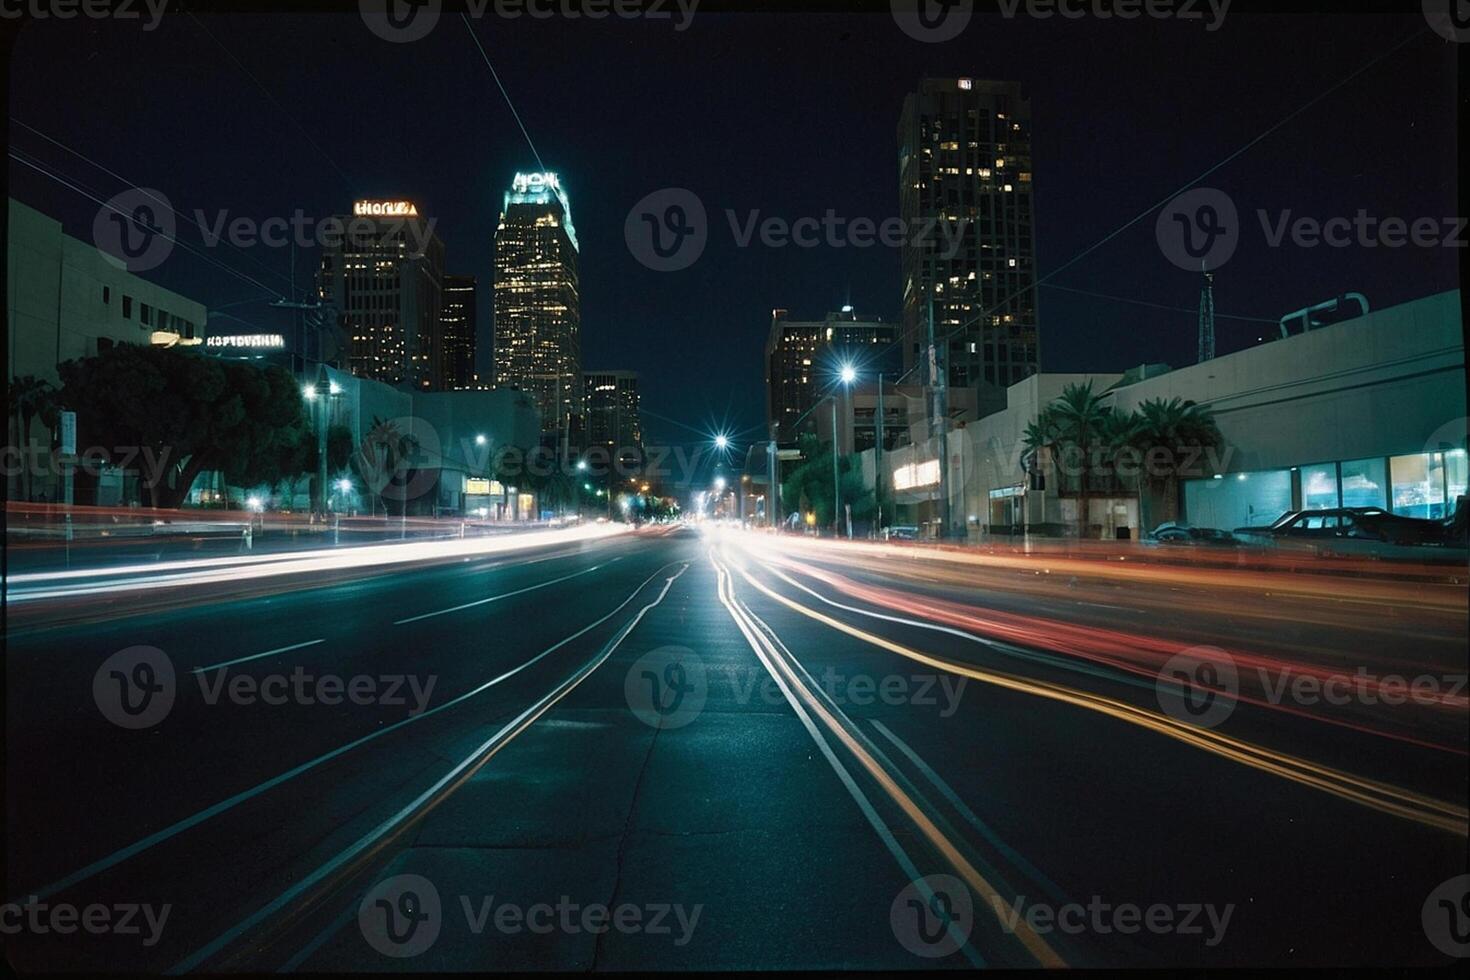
[5, 525, 1465, 970]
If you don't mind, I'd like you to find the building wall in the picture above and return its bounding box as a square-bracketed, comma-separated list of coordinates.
[950, 290, 1465, 536]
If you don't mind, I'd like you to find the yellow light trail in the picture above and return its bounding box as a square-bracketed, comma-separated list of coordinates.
[722, 549, 1468, 838]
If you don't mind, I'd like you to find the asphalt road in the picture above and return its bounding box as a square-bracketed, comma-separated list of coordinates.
[4, 525, 1467, 970]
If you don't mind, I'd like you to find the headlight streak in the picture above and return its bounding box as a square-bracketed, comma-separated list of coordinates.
[716, 546, 1468, 837]
[711, 551, 1064, 968]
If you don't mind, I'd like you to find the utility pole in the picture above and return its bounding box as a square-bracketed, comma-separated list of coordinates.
[926, 291, 951, 538]
[768, 427, 780, 530]
[831, 396, 840, 537]
[875, 373, 884, 536]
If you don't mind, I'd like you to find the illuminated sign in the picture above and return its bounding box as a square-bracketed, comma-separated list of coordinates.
[353, 200, 419, 217]
[892, 459, 941, 491]
[206, 334, 286, 349]
[465, 478, 491, 495]
[511, 172, 559, 194]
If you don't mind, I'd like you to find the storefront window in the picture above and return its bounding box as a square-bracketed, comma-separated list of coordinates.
[1339, 457, 1387, 510]
[1390, 452, 1446, 518]
[1444, 449, 1468, 512]
[1184, 469, 1292, 531]
[1300, 463, 1338, 510]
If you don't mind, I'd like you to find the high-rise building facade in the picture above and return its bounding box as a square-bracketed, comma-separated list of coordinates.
[765, 308, 897, 441]
[493, 172, 581, 441]
[898, 78, 1040, 398]
[583, 370, 642, 462]
[441, 274, 478, 389]
[317, 199, 445, 389]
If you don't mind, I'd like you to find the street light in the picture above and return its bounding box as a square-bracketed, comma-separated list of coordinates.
[714, 434, 729, 450]
[833, 365, 857, 538]
[475, 434, 488, 446]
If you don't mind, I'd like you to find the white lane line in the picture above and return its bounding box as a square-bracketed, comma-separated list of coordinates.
[175, 561, 691, 974]
[393, 558, 622, 625]
[867, 718, 1071, 908]
[191, 639, 324, 674]
[710, 556, 987, 970]
[11, 558, 673, 907]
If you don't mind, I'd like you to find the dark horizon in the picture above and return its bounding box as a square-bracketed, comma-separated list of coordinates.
[5, 7, 1460, 463]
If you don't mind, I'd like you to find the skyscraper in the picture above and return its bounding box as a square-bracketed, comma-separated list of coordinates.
[583, 370, 642, 465]
[494, 172, 581, 442]
[441, 274, 478, 389]
[765, 308, 897, 441]
[898, 78, 1039, 403]
[317, 199, 445, 389]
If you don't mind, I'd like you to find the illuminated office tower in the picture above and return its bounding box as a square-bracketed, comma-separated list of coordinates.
[441, 274, 478, 389]
[317, 199, 445, 389]
[899, 78, 1040, 401]
[494, 172, 581, 441]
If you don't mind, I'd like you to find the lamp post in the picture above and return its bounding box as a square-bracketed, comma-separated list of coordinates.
[834, 364, 856, 538]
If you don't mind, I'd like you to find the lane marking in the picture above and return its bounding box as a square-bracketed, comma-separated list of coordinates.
[715, 555, 1047, 968]
[191, 639, 324, 674]
[11, 558, 679, 906]
[393, 558, 622, 624]
[177, 562, 691, 973]
[730, 552, 1468, 836]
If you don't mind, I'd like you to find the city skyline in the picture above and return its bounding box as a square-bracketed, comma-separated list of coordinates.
[7, 10, 1458, 459]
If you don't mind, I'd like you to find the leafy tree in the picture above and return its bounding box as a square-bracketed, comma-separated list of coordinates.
[56, 343, 313, 508]
[7, 374, 60, 501]
[779, 433, 874, 532]
[1127, 397, 1224, 525]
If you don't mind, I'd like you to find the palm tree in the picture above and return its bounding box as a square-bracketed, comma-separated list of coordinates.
[1128, 397, 1225, 526]
[8, 375, 59, 502]
[1047, 382, 1111, 537]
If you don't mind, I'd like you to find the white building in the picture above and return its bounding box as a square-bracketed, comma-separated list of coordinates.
[874, 290, 1466, 538]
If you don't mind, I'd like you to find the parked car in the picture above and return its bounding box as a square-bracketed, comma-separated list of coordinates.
[1234, 505, 1463, 546]
[1146, 522, 1238, 546]
[886, 525, 920, 540]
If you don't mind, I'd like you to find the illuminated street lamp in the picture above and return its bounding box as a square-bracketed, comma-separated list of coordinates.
[714, 434, 729, 451]
[475, 434, 488, 446]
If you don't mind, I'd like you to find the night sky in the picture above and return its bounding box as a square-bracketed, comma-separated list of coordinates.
[6, 5, 1461, 467]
